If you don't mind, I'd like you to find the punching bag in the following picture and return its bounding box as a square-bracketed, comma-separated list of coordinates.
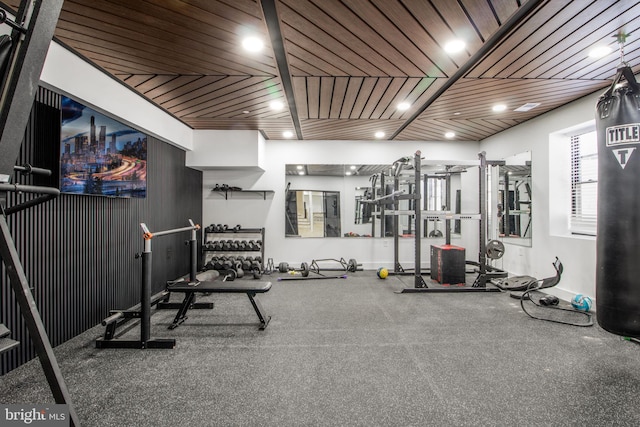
[596, 66, 640, 337]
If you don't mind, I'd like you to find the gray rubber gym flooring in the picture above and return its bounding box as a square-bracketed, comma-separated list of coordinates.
[1, 271, 639, 426]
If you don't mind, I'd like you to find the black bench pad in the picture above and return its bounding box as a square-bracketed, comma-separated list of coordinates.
[164, 279, 272, 330]
[167, 280, 271, 294]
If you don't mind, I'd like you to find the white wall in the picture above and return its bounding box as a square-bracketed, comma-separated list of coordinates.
[481, 93, 602, 301]
[201, 140, 482, 270]
[40, 41, 193, 150]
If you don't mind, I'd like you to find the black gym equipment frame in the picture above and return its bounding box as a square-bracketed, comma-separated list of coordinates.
[0, 176, 80, 427]
[0, 1, 80, 426]
[95, 220, 201, 349]
[381, 151, 506, 293]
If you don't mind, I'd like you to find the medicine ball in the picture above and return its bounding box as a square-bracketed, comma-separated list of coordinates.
[571, 294, 592, 312]
[377, 267, 388, 279]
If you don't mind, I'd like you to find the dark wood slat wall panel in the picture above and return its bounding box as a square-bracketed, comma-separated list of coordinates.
[489, 0, 521, 24]
[5, 0, 640, 142]
[534, 3, 640, 79]
[147, 75, 232, 108]
[281, 0, 405, 77]
[0, 87, 202, 374]
[59, 0, 276, 76]
[465, 0, 570, 78]
[139, 75, 207, 101]
[299, 119, 404, 140]
[498, 2, 623, 79]
[340, 0, 445, 77]
[428, 0, 486, 49]
[460, 0, 501, 38]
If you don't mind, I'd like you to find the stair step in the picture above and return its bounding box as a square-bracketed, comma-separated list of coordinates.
[0, 337, 19, 355]
[0, 323, 10, 338]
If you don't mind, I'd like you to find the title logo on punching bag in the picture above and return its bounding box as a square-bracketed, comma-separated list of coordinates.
[606, 124, 640, 169]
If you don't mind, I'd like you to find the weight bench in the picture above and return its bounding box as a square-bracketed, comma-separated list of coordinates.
[162, 276, 272, 330]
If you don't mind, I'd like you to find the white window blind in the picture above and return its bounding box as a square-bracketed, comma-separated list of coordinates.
[570, 130, 598, 235]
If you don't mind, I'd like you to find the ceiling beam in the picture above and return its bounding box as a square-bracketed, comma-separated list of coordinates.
[261, 0, 303, 140]
[390, 0, 547, 140]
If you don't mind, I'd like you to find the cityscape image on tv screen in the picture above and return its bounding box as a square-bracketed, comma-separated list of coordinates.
[60, 96, 147, 198]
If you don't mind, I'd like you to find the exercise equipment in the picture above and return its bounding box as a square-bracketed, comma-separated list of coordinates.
[309, 257, 361, 274]
[496, 257, 561, 299]
[97, 220, 273, 340]
[377, 267, 389, 279]
[0, 1, 78, 424]
[278, 261, 310, 277]
[485, 240, 505, 260]
[96, 220, 201, 349]
[277, 274, 347, 281]
[595, 34, 640, 338]
[513, 258, 593, 327]
[387, 151, 506, 292]
[539, 295, 559, 306]
[571, 294, 592, 312]
[163, 278, 271, 330]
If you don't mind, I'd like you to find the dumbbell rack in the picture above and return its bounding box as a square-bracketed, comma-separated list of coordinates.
[203, 227, 265, 274]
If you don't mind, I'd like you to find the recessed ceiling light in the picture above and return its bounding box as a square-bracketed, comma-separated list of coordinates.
[270, 100, 284, 111]
[345, 171, 352, 176]
[589, 45, 612, 59]
[444, 132, 455, 139]
[296, 165, 303, 170]
[492, 104, 507, 112]
[444, 39, 466, 54]
[242, 36, 264, 52]
[375, 131, 385, 138]
[397, 102, 411, 111]
[283, 131, 293, 138]
[298, 171, 305, 175]
[453, 112, 461, 116]
[350, 165, 357, 170]
[242, 110, 250, 114]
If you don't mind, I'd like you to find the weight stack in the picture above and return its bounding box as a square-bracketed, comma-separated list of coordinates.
[595, 66, 640, 338]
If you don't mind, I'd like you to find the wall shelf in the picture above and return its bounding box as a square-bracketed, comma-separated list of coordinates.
[211, 189, 274, 200]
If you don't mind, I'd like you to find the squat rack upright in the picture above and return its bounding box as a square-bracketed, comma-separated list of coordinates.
[378, 151, 506, 292]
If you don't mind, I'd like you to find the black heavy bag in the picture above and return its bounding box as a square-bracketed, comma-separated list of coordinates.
[595, 66, 640, 337]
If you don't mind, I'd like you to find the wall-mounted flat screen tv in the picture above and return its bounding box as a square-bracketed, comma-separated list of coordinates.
[60, 96, 147, 198]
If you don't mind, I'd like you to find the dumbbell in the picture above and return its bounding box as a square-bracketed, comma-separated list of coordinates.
[255, 240, 262, 251]
[238, 240, 248, 251]
[205, 224, 216, 233]
[222, 240, 232, 251]
[232, 224, 242, 232]
[278, 262, 310, 277]
[205, 260, 216, 270]
[230, 241, 240, 251]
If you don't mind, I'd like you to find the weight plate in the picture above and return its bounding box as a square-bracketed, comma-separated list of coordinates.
[486, 240, 505, 260]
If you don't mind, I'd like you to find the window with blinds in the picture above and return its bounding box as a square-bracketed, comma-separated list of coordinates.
[570, 130, 598, 235]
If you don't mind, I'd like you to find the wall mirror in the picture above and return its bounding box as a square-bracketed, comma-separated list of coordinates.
[490, 152, 532, 247]
[285, 189, 341, 237]
[286, 163, 474, 239]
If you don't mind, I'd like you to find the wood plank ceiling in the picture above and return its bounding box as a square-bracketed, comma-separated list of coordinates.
[7, 0, 640, 141]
